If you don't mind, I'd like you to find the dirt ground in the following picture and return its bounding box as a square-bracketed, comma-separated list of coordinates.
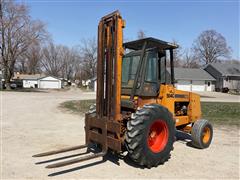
[1, 89, 239, 179]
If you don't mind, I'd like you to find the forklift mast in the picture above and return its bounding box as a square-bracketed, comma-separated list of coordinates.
[32, 11, 126, 168]
[96, 11, 125, 121]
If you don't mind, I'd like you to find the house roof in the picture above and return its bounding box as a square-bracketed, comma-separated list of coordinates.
[168, 68, 216, 81]
[38, 75, 61, 80]
[13, 74, 45, 80]
[207, 62, 240, 77]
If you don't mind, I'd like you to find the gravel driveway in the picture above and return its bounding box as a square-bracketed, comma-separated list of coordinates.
[1, 89, 239, 179]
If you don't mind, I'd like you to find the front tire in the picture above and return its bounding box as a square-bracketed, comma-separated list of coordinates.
[191, 119, 213, 149]
[125, 104, 175, 168]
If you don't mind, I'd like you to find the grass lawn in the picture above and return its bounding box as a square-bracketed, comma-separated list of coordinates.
[201, 102, 240, 126]
[60, 100, 240, 126]
[59, 99, 96, 114]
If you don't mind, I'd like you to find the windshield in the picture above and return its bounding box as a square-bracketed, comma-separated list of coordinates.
[122, 55, 140, 88]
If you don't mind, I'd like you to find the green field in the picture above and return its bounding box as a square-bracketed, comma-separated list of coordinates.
[201, 102, 240, 126]
[60, 100, 240, 126]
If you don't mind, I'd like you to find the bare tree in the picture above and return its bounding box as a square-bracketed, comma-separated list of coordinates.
[80, 37, 97, 79]
[193, 30, 231, 65]
[166, 40, 183, 68]
[59, 46, 80, 80]
[137, 30, 146, 39]
[41, 42, 64, 77]
[73, 61, 82, 81]
[17, 41, 42, 74]
[0, 0, 46, 89]
[41, 42, 82, 80]
[182, 48, 200, 68]
[172, 40, 183, 67]
[58, 46, 71, 79]
[16, 55, 27, 73]
[26, 43, 42, 74]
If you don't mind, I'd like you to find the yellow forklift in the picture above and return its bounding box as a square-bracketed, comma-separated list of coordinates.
[34, 11, 213, 169]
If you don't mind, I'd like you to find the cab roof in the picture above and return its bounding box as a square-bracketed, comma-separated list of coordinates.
[123, 37, 178, 50]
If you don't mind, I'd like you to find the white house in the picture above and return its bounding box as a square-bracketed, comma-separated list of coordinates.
[13, 73, 62, 89]
[204, 62, 240, 91]
[38, 76, 62, 89]
[13, 74, 44, 88]
[172, 68, 216, 92]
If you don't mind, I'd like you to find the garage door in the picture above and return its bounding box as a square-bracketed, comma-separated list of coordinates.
[176, 80, 191, 91]
[192, 80, 205, 91]
[39, 80, 60, 89]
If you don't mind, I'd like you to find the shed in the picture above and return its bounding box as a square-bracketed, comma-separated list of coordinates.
[169, 68, 216, 92]
[38, 76, 62, 89]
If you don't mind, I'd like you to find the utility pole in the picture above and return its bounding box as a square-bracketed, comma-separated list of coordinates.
[0, 0, 4, 90]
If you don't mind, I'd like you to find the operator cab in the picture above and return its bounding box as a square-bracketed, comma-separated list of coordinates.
[122, 37, 178, 99]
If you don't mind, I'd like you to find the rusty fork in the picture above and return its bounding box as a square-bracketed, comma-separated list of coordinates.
[33, 144, 107, 168]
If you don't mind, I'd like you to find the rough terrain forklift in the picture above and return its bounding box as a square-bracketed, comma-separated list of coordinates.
[34, 11, 213, 169]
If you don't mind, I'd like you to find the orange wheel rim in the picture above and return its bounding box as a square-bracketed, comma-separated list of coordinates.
[148, 120, 169, 153]
[202, 126, 211, 144]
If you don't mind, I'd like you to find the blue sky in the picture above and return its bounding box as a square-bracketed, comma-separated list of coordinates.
[26, 0, 239, 59]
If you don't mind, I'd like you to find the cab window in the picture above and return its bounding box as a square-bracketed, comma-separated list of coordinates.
[145, 52, 157, 82]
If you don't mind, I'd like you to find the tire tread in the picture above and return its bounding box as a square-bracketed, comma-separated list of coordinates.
[126, 104, 175, 168]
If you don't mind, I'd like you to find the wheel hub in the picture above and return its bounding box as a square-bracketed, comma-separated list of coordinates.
[148, 120, 169, 153]
[150, 131, 157, 138]
[202, 126, 211, 144]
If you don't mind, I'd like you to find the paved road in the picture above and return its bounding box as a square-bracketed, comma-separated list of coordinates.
[1, 89, 239, 179]
[197, 91, 240, 103]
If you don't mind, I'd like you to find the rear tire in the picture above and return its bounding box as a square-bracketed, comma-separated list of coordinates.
[191, 119, 213, 149]
[125, 104, 175, 168]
